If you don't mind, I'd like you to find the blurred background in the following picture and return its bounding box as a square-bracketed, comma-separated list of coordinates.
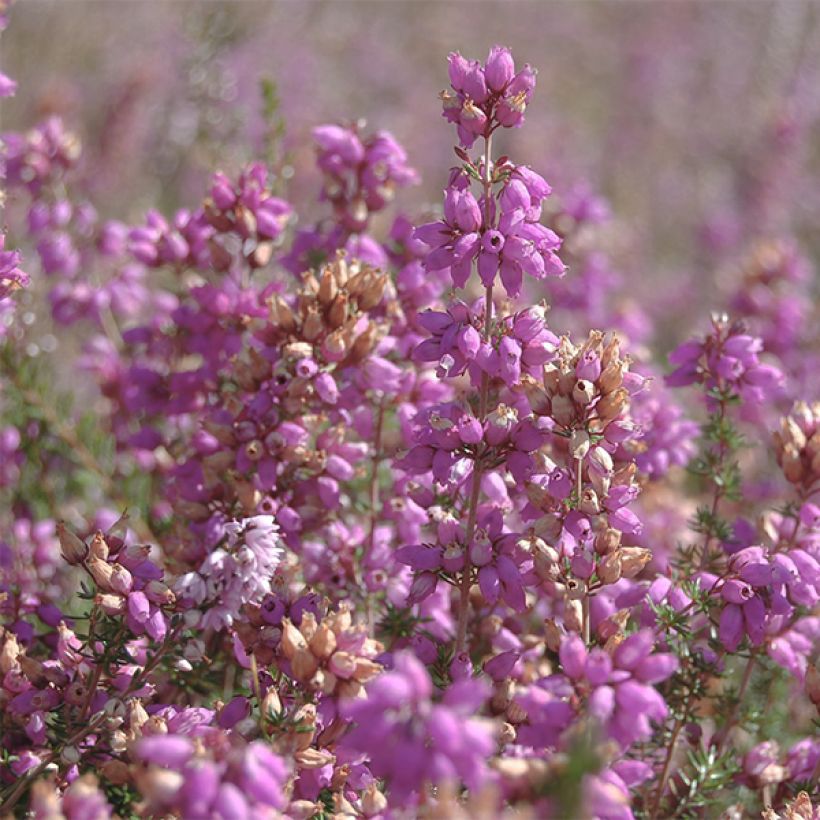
[3, 0, 820, 329]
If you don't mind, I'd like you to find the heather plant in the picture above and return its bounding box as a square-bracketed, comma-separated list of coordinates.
[1, 23, 819, 820]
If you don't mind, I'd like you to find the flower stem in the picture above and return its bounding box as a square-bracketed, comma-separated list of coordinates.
[454, 133, 494, 656]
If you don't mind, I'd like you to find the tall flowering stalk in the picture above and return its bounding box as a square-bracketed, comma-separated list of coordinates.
[413, 47, 564, 654]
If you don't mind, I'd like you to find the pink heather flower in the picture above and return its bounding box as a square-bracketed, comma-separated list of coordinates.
[174, 515, 284, 630]
[341, 652, 494, 804]
[442, 46, 537, 146]
[667, 315, 784, 406]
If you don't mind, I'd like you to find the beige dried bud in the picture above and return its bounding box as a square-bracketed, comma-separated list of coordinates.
[594, 527, 622, 555]
[235, 204, 257, 237]
[570, 429, 591, 460]
[598, 361, 624, 394]
[295, 748, 335, 769]
[565, 578, 587, 600]
[589, 446, 614, 473]
[328, 650, 357, 679]
[86, 557, 115, 591]
[110, 729, 128, 754]
[57, 521, 88, 565]
[292, 704, 317, 750]
[564, 598, 583, 633]
[361, 783, 388, 817]
[354, 658, 383, 683]
[291, 648, 319, 682]
[0, 631, 20, 675]
[597, 388, 629, 422]
[128, 699, 150, 733]
[281, 618, 308, 659]
[357, 274, 388, 311]
[557, 368, 577, 396]
[498, 722, 517, 746]
[268, 294, 297, 332]
[96, 593, 126, 615]
[783, 416, 808, 450]
[317, 268, 339, 308]
[302, 307, 324, 341]
[328, 293, 349, 329]
[597, 551, 623, 585]
[619, 546, 652, 578]
[327, 604, 353, 633]
[262, 687, 282, 721]
[89, 531, 110, 561]
[249, 241, 274, 268]
[145, 580, 176, 606]
[309, 623, 337, 660]
[348, 323, 381, 362]
[299, 611, 318, 643]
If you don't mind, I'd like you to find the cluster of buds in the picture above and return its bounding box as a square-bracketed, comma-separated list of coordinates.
[128, 207, 211, 270]
[3, 116, 81, 193]
[399, 507, 527, 611]
[130, 163, 292, 272]
[0, 618, 147, 779]
[414, 164, 564, 298]
[523, 331, 642, 444]
[666, 313, 783, 407]
[57, 521, 174, 641]
[205, 162, 292, 267]
[401, 400, 545, 487]
[441, 46, 537, 147]
[312, 123, 419, 232]
[265, 252, 389, 373]
[773, 401, 820, 494]
[415, 301, 558, 387]
[519, 332, 649, 616]
[276, 604, 383, 703]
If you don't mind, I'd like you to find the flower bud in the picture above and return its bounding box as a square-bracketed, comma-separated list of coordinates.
[96, 593, 126, 614]
[281, 618, 308, 659]
[597, 551, 622, 585]
[86, 557, 114, 591]
[619, 546, 652, 578]
[57, 521, 87, 565]
[361, 783, 388, 817]
[89, 531, 110, 561]
[564, 598, 583, 632]
[597, 388, 629, 422]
